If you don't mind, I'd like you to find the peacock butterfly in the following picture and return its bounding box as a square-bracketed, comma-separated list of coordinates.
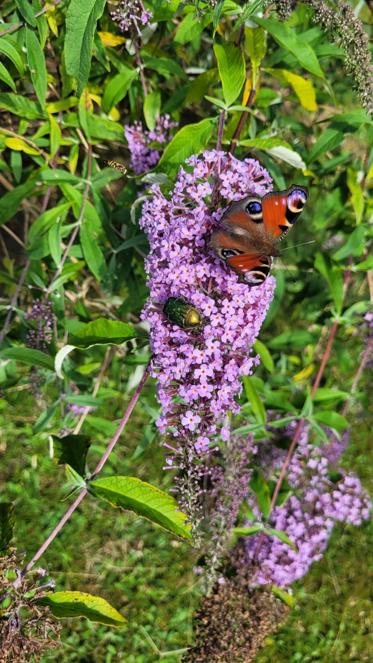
[211, 185, 308, 286]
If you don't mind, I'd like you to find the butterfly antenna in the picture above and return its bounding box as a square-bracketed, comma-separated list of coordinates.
[280, 240, 316, 252]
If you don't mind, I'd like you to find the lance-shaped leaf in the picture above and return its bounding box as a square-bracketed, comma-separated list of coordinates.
[0, 347, 54, 371]
[89, 476, 192, 540]
[0, 502, 15, 553]
[37, 591, 126, 625]
[26, 28, 48, 107]
[64, 0, 107, 94]
[250, 470, 271, 519]
[213, 41, 246, 106]
[52, 435, 91, 476]
[68, 318, 140, 348]
[254, 17, 324, 79]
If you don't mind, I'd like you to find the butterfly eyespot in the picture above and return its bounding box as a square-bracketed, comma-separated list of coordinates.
[288, 189, 308, 213]
[221, 248, 241, 258]
[246, 200, 263, 221]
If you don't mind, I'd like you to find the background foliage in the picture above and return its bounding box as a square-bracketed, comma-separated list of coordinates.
[0, 0, 372, 660]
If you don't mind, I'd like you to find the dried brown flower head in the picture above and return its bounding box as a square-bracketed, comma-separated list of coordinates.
[182, 573, 288, 663]
[0, 551, 61, 663]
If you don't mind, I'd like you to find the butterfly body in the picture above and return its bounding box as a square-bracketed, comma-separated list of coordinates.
[211, 185, 308, 286]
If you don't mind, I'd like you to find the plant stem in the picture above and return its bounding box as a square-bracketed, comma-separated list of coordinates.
[46, 145, 92, 295]
[253, 271, 351, 562]
[0, 259, 30, 345]
[229, 87, 256, 154]
[268, 270, 351, 514]
[22, 364, 150, 576]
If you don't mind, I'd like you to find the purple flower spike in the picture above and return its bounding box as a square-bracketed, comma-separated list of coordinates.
[140, 150, 274, 454]
[124, 115, 177, 174]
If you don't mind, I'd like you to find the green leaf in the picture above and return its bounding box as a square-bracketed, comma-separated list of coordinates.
[52, 434, 91, 476]
[0, 93, 43, 119]
[49, 113, 62, 158]
[253, 339, 274, 373]
[86, 115, 124, 141]
[313, 411, 349, 432]
[0, 61, 16, 92]
[101, 68, 137, 113]
[250, 470, 271, 519]
[346, 168, 364, 225]
[39, 169, 81, 184]
[89, 476, 192, 540]
[254, 17, 324, 78]
[240, 137, 291, 150]
[143, 90, 161, 131]
[271, 585, 296, 607]
[37, 591, 126, 626]
[333, 226, 366, 261]
[68, 318, 139, 348]
[33, 401, 59, 433]
[64, 0, 107, 95]
[28, 202, 71, 244]
[329, 109, 372, 130]
[233, 525, 263, 537]
[308, 128, 344, 162]
[15, 0, 37, 27]
[143, 56, 185, 79]
[0, 177, 36, 225]
[313, 388, 349, 403]
[0, 347, 54, 371]
[269, 330, 315, 350]
[174, 12, 203, 45]
[80, 203, 106, 281]
[213, 41, 245, 106]
[0, 502, 15, 553]
[245, 26, 267, 66]
[25, 29, 47, 107]
[264, 526, 297, 550]
[242, 376, 266, 425]
[314, 252, 343, 314]
[0, 37, 25, 75]
[158, 119, 214, 169]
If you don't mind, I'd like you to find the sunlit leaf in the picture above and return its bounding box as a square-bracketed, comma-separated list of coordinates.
[68, 318, 139, 348]
[37, 591, 126, 625]
[89, 476, 192, 540]
[214, 41, 246, 106]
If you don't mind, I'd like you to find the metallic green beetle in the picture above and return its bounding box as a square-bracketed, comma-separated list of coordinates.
[163, 297, 202, 330]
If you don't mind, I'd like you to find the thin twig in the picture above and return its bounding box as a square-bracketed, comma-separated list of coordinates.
[0, 259, 30, 345]
[0, 0, 63, 37]
[134, 39, 148, 96]
[22, 365, 150, 576]
[253, 271, 351, 561]
[46, 145, 92, 295]
[268, 271, 351, 515]
[1, 223, 25, 248]
[73, 347, 115, 434]
[229, 87, 256, 154]
[341, 336, 373, 416]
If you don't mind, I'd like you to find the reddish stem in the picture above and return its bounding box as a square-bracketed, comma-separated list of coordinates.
[22, 365, 149, 576]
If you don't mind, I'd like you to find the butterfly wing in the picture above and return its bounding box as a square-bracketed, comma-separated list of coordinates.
[211, 185, 307, 286]
[227, 253, 272, 285]
[261, 185, 308, 237]
[211, 230, 272, 286]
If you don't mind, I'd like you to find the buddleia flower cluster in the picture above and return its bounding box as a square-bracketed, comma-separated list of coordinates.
[110, 0, 151, 35]
[124, 115, 177, 174]
[140, 150, 274, 520]
[242, 423, 371, 587]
